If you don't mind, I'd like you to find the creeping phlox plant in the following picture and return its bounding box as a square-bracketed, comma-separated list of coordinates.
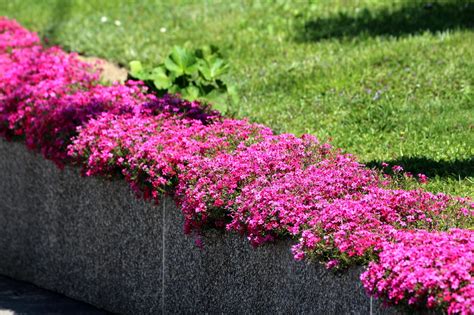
[361, 229, 474, 314]
[0, 17, 473, 314]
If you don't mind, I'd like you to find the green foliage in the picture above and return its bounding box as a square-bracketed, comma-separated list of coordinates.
[128, 45, 237, 113]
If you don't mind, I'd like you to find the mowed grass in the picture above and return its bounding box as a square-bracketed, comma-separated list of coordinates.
[1, 0, 473, 198]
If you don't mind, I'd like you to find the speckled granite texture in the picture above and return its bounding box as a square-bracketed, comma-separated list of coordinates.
[0, 139, 397, 314]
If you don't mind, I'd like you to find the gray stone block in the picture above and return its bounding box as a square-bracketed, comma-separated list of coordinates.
[0, 139, 398, 314]
[0, 140, 163, 314]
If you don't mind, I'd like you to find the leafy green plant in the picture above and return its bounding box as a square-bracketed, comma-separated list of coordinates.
[128, 45, 237, 113]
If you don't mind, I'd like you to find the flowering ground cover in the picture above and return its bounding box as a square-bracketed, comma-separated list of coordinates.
[2, 0, 472, 197]
[1, 17, 473, 314]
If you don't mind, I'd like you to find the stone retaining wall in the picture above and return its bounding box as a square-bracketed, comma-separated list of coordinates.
[0, 139, 395, 314]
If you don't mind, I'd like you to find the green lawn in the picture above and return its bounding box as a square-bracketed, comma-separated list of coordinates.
[1, 0, 473, 197]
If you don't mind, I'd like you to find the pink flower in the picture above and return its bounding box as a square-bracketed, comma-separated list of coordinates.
[418, 173, 429, 184]
[391, 165, 404, 173]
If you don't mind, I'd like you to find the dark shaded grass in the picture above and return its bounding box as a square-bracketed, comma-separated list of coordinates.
[298, 1, 474, 41]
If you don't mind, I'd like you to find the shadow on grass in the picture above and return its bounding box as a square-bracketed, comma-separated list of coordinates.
[42, 0, 72, 45]
[366, 157, 474, 179]
[298, 1, 474, 41]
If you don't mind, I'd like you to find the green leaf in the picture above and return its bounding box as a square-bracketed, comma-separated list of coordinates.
[164, 46, 198, 76]
[167, 84, 181, 94]
[129, 60, 143, 74]
[181, 85, 200, 101]
[150, 67, 172, 90]
[205, 88, 228, 113]
[195, 44, 220, 61]
[199, 57, 229, 81]
[129, 60, 149, 80]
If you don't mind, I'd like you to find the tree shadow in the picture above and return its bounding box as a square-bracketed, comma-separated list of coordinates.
[298, 1, 474, 42]
[366, 157, 474, 179]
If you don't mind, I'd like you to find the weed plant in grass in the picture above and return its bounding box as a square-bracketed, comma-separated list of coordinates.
[0, 0, 472, 197]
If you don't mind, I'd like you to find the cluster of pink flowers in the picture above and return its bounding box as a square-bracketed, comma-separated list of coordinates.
[1, 18, 473, 314]
[68, 112, 271, 199]
[175, 134, 379, 241]
[291, 188, 471, 266]
[361, 229, 474, 314]
[0, 18, 39, 51]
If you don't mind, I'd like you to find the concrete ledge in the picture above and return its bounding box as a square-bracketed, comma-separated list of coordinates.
[0, 139, 395, 314]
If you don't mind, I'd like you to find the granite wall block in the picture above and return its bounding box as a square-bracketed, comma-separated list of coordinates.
[0, 139, 395, 314]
